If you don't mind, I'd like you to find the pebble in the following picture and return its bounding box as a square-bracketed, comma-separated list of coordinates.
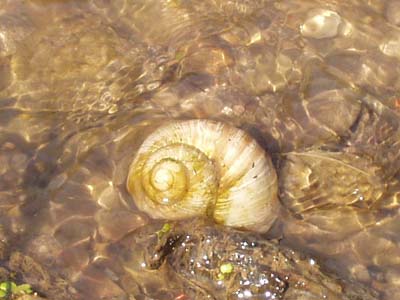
[385, 0, 400, 26]
[380, 37, 400, 58]
[300, 9, 342, 39]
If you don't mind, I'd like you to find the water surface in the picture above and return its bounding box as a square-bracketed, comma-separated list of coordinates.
[1, 0, 400, 299]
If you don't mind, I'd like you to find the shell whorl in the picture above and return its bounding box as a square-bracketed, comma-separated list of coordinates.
[127, 119, 279, 232]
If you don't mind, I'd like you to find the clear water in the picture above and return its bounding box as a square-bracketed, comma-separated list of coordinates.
[1, 0, 400, 299]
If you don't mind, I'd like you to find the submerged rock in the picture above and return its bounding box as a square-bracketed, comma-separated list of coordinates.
[300, 9, 342, 39]
[385, 1, 400, 26]
[279, 151, 384, 215]
[119, 220, 379, 300]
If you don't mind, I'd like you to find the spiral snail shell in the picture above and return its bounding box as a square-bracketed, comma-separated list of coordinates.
[126, 119, 279, 232]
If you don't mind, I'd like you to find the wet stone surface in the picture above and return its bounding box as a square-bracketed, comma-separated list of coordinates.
[117, 220, 379, 300]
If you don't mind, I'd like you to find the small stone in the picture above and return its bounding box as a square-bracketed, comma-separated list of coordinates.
[95, 210, 148, 241]
[380, 37, 400, 58]
[300, 9, 342, 39]
[0, 240, 8, 261]
[0, 268, 9, 282]
[385, 1, 400, 26]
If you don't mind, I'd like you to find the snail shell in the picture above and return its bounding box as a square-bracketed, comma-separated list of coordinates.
[126, 119, 279, 232]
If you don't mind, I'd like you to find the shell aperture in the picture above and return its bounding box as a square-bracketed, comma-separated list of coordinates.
[127, 119, 279, 232]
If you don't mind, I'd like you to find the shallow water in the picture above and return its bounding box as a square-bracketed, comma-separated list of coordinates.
[1, 0, 400, 299]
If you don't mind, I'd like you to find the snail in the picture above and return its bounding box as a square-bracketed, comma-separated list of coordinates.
[126, 119, 279, 232]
